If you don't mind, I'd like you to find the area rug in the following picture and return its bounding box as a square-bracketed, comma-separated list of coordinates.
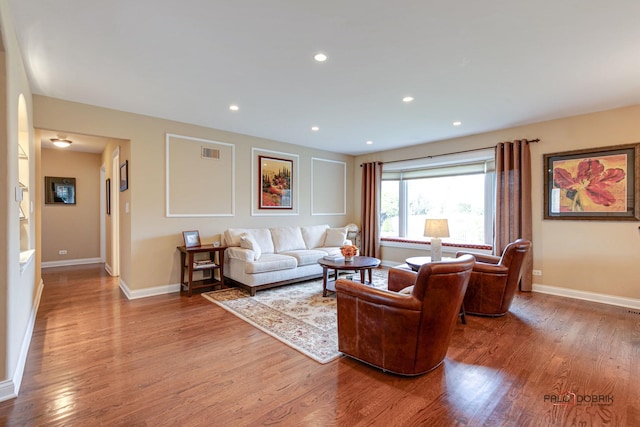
[202, 269, 388, 364]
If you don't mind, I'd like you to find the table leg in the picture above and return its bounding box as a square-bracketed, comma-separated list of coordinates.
[187, 253, 194, 297]
[322, 266, 329, 297]
[368, 268, 373, 284]
[359, 269, 365, 283]
[179, 252, 186, 291]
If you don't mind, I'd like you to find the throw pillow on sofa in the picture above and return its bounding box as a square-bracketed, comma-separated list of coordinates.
[324, 227, 348, 247]
[240, 233, 262, 260]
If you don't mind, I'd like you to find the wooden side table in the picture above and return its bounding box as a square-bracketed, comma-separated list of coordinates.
[177, 244, 227, 296]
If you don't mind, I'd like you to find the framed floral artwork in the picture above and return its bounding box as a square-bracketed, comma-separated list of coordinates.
[543, 143, 640, 220]
[259, 155, 293, 209]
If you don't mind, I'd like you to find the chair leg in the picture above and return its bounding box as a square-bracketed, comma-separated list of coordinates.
[459, 303, 467, 324]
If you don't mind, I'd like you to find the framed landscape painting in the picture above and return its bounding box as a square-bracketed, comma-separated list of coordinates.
[543, 143, 640, 220]
[259, 155, 293, 209]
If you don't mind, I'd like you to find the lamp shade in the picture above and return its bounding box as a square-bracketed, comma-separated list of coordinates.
[424, 219, 450, 238]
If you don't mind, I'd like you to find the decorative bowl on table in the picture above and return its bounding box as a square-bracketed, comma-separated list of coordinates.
[340, 245, 358, 262]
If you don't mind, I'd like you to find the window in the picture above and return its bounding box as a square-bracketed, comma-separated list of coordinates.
[380, 150, 494, 247]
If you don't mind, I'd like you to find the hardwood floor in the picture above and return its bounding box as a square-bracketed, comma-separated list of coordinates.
[0, 264, 638, 426]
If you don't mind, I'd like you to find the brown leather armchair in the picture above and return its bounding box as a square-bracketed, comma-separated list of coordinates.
[335, 255, 475, 376]
[457, 239, 532, 317]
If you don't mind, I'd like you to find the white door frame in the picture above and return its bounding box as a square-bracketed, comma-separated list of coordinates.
[100, 165, 106, 262]
[110, 147, 120, 276]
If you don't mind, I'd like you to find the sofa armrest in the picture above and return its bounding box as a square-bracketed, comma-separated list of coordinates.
[226, 247, 255, 262]
[457, 251, 500, 264]
[335, 279, 421, 311]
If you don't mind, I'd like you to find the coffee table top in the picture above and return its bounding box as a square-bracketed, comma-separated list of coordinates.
[318, 255, 381, 270]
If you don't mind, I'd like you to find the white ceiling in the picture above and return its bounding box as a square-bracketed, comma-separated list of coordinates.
[8, 0, 640, 155]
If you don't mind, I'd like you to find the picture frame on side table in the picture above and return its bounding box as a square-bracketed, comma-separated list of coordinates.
[543, 143, 640, 221]
[119, 160, 129, 192]
[182, 230, 201, 248]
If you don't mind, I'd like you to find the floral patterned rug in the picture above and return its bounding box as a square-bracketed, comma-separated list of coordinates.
[202, 268, 388, 364]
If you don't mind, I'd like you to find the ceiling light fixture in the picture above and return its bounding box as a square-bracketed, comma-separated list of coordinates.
[366, 140, 373, 145]
[402, 96, 414, 103]
[311, 126, 319, 131]
[51, 138, 72, 148]
[453, 121, 462, 126]
[313, 52, 327, 62]
[229, 105, 239, 111]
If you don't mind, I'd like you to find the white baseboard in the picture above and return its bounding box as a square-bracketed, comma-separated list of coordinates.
[119, 278, 180, 300]
[104, 262, 113, 276]
[532, 283, 640, 309]
[0, 380, 16, 403]
[42, 257, 103, 268]
[0, 278, 44, 403]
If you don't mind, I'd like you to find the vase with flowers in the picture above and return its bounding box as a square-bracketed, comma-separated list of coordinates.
[340, 245, 358, 262]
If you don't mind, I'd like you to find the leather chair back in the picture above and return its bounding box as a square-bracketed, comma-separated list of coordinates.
[462, 239, 532, 316]
[336, 255, 475, 375]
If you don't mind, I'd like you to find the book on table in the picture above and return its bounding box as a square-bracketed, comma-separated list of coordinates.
[193, 260, 216, 268]
[323, 254, 345, 261]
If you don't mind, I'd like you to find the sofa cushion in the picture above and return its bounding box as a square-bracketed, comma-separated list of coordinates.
[244, 253, 298, 274]
[324, 227, 348, 247]
[224, 228, 274, 253]
[279, 249, 327, 266]
[271, 227, 307, 253]
[240, 233, 261, 260]
[301, 224, 329, 249]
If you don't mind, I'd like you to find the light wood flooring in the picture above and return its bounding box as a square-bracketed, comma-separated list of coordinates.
[0, 264, 638, 426]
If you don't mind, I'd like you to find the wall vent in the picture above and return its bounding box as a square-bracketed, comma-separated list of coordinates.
[201, 146, 220, 159]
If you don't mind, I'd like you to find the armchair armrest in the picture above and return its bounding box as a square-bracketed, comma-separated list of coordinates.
[335, 279, 421, 311]
[471, 262, 509, 275]
[388, 265, 417, 292]
[457, 251, 500, 264]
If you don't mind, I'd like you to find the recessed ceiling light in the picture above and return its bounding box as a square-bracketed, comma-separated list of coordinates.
[366, 140, 373, 145]
[51, 138, 72, 148]
[229, 105, 239, 111]
[313, 52, 327, 62]
[453, 121, 462, 126]
[402, 96, 414, 103]
[311, 126, 319, 131]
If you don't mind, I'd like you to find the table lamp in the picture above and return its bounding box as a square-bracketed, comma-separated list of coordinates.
[424, 219, 449, 262]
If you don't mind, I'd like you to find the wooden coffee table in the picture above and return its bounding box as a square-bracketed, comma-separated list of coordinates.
[318, 255, 381, 297]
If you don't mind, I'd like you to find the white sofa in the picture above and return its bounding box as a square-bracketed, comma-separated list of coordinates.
[222, 225, 350, 295]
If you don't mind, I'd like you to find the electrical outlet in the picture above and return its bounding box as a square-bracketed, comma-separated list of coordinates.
[59, 250, 67, 255]
[532, 269, 542, 276]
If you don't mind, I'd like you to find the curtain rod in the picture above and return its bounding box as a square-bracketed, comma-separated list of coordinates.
[361, 138, 540, 166]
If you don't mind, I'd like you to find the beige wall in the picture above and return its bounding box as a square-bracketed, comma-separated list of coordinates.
[33, 96, 355, 293]
[356, 105, 640, 300]
[41, 148, 102, 262]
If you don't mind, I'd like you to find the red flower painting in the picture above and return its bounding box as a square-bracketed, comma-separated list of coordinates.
[553, 156, 626, 212]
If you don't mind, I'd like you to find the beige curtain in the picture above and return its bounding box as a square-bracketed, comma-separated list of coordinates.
[360, 162, 382, 258]
[495, 140, 533, 291]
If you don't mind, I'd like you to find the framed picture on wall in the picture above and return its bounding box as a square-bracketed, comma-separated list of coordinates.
[119, 160, 129, 192]
[259, 155, 293, 209]
[543, 143, 640, 220]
